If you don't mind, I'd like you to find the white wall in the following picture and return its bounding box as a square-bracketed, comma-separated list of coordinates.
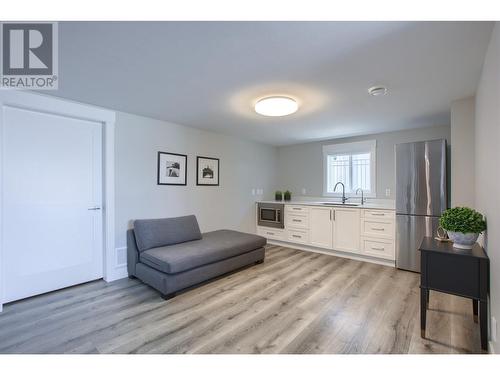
[474, 22, 500, 353]
[114, 111, 278, 249]
[276, 125, 451, 200]
[451, 97, 475, 207]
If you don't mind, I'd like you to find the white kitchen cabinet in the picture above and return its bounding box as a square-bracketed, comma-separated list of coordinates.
[287, 228, 309, 244]
[309, 206, 333, 249]
[286, 213, 309, 229]
[361, 218, 394, 239]
[360, 236, 395, 260]
[333, 208, 361, 253]
[256, 202, 396, 265]
[257, 227, 285, 241]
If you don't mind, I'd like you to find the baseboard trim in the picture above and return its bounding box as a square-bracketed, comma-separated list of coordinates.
[267, 240, 395, 268]
[104, 264, 128, 283]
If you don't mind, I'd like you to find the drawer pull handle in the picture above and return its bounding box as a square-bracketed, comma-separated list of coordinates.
[371, 246, 385, 251]
[371, 227, 385, 231]
[371, 213, 385, 216]
[292, 234, 302, 238]
[293, 208, 301, 210]
[266, 232, 275, 235]
[292, 219, 302, 222]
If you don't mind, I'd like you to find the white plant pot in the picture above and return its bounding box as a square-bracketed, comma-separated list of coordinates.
[447, 231, 479, 249]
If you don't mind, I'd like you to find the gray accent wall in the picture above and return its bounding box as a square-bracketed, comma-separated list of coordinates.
[451, 97, 475, 207]
[474, 22, 499, 354]
[115, 111, 278, 249]
[276, 125, 451, 200]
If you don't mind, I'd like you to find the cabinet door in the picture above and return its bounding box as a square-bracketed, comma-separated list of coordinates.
[309, 207, 333, 249]
[333, 208, 361, 253]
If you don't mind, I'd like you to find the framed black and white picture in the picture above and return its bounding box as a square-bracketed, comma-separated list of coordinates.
[196, 156, 220, 186]
[157, 151, 187, 185]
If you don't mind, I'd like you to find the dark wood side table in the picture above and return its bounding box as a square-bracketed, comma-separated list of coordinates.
[418, 237, 490, 351]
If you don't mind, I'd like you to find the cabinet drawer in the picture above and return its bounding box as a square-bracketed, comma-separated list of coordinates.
[286, 214, 309, 229]
[257, 227, 285, 241]
[287, 229, 309, 244]
[361, 237, 395, 260]
[361, 219, 394, 239]
[286, 205, 309, 215]
[362, 210, 395, 220]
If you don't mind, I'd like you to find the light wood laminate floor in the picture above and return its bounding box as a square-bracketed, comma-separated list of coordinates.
[0, 245, 482, 354]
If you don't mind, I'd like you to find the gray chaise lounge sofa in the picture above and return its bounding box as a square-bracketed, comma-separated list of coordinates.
[127, 215, 266, 299]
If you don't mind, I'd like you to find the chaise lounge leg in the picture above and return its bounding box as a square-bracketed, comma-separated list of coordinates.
[161, 292, 176, 300]
[255, 259, 264, 265]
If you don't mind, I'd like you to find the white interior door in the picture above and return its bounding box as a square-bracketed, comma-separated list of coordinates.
[2, 105, 103, 303]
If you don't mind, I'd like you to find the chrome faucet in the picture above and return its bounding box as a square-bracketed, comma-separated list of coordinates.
[356, 188, 366, 205]
[334, 182, 348, 204]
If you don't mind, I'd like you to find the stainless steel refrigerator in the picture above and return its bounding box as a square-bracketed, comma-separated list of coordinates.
[395, 139, 447, 272]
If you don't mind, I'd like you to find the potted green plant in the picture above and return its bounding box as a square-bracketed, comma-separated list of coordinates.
[275, 190, 283, 201]
[284, 190, 292, 201]
[439, 207, 486, 249]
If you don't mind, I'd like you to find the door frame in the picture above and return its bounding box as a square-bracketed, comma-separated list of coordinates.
[0, 91, 117, 312]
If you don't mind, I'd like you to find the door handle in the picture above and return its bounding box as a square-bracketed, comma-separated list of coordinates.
[88, 206, 101, 211]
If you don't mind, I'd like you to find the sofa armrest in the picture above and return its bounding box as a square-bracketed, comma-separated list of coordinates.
[127, 229, 140, 277]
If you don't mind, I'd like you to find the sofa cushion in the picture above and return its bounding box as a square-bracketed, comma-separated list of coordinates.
[139, 230, 267, 274]
[134, 215, 202, 252]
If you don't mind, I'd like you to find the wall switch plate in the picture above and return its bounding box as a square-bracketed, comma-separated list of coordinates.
[251, 189, 256, 196]
[301, 188, 307, 195]
[385, 188, 391, 197]
[492, 317, 497, 342]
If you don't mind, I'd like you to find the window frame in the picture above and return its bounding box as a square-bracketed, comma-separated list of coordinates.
[322, 140, 377, 198]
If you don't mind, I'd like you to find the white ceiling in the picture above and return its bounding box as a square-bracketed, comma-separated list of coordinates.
[49, 21, 493, 145]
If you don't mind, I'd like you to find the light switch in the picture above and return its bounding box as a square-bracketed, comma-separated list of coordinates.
[252, 189, 256, 196]
[302, 188, 307, 195]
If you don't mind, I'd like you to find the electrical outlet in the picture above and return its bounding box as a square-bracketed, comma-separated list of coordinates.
[302, 188, 307, 195]
[385, 188, 391, 197]
[492, 316, 497, 342]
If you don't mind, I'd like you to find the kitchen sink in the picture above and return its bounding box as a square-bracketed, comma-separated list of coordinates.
[320, 202, 359, 207]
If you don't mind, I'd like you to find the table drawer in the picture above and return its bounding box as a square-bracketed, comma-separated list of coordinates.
[424, 252, 480, 298]
[286, 214, 309, 229]
[286, 205, 309, 215]
[287, 228, 309, 244]
[257, 227, 285, 241]
[361, 219, 394, 239]
[362, 210, 395, 220]
[361, 237, 395, 260]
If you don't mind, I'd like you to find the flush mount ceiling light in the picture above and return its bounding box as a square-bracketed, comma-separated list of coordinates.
[368, 86, 388, 96]
[254, 96, 298, 117]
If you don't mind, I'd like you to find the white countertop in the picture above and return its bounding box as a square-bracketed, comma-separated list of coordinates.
[257, 199, 395, 210]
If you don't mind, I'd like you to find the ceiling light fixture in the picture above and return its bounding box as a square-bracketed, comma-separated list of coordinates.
[254, 96, 298, 117]
[368, 86, 388, 96]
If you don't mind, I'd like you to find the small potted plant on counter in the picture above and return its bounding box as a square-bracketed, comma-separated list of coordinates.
[275, 190, 283, 201]
[284, 190, 292, 201]
[439, 207, 486, 249]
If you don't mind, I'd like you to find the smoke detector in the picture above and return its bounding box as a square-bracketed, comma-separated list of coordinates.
[368, 86, 388, 96]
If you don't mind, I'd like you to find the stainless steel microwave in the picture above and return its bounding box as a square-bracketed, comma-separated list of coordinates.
[257, 203, 284, 228]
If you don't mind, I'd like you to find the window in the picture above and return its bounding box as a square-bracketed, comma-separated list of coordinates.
[323, 140, 376, 197]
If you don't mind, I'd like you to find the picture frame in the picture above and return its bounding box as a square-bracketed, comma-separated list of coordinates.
[157, 151, 187, 185]
[196, 156, 220, 186]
